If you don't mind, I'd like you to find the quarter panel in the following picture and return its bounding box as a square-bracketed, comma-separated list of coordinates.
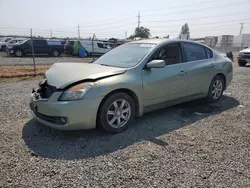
[84, 68, 144, 115]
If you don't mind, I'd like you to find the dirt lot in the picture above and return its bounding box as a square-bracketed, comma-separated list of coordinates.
[0, 63, 250, 187]
[0, 52, 93, 66]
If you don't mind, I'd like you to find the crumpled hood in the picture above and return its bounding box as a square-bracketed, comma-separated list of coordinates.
[45, 63, 126, 89]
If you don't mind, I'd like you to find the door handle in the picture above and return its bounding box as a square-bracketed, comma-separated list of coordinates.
[209, 63, 215, 67]
[179, 71, 187, 76]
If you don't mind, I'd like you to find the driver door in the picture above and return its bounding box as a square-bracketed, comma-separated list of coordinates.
[142, 43, 189, 108]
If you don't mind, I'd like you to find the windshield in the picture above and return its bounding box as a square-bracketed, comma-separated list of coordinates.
[93, 43, 155, 68]
[19, 39, 29, 44]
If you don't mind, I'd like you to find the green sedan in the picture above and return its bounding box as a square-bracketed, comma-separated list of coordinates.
[30, 39, 233, 133]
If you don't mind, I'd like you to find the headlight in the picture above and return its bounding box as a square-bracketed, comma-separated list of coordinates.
[59, 82, 94, 101]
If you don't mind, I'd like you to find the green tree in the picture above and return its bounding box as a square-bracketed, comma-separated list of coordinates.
[128, 26, 151, 39]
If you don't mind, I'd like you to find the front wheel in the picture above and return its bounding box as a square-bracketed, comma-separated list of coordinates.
[206, 75, 225, 102]
[98, 92, 136, 133]
[238, 60, 247, 67]
[14, 49, 24, 57]
[2, 46, 6, 51]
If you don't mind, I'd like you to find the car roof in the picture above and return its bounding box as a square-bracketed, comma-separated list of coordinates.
[129, 39, 213, 49]
[129, 39, 169, 44]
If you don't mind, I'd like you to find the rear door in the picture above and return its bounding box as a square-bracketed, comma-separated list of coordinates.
[33, 40, 48, 54]
[181, 42, 216, 96]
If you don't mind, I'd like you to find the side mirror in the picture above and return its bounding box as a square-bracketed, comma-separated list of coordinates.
[146, 60, 166, 69]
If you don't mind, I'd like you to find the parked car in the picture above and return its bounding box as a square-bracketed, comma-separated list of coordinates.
[237, 47, 250, 66]
[0, 37, 12, 51]
[7, 39, 64, 57]
[30, 39, 233, 133]
[64, 40, 113, 56]
[6, 38, 27, 48]
[81, 40, 113, 56]
[64, 40, 75, 55]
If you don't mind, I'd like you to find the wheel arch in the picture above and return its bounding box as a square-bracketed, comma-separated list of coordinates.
[14, 48, 25, 56]
[96, 88, 140, 125]
[216, 73, 226, 90]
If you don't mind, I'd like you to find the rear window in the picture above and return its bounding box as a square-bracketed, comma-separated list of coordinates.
[183, 42, 207, 62]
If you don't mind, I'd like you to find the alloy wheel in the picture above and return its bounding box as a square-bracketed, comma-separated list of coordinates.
[106, 99, 131, 128]
[15, 50, 22, 57]
[212, 80, 223, 99]
[53, 50, 59, 57]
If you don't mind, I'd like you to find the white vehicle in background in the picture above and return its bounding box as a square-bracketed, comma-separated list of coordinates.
[80, 40, 113, 55]
[237, 47, 250, 67]
[6, 38, 27, 48]
[0, 37, 12, 51]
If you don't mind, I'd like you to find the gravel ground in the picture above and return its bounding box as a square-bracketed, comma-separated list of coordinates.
[0, 63, 250, 187]
[0, 52, 94, 65]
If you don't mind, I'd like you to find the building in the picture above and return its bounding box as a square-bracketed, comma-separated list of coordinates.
[232, 34, 250, 48]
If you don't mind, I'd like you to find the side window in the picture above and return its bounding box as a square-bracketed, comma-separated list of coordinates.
[205, 47, 213, 59]
[183, 43, 207, 62]
[97, 43, 104, 48]
[151, 43, 182, 65]
[33, 40, 46, 46]
[26, 40, 32, 46]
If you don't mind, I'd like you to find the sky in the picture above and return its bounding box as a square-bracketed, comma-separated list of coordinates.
[0, 0, 250, 39]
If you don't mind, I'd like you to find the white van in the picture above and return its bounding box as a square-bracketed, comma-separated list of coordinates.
[80, 40, 113, 55]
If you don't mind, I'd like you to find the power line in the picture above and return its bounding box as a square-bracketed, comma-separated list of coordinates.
[145, 19, 250, 28]
[141, 0, 250, 17]
[143, 11, 249, 23]
[140, 0, 225, 12]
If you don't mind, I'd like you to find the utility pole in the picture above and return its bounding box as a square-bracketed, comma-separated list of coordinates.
[137, 12, 141, 29]
[50, 29, 52, 38]
[92, 33, 96, 61]
[78, 25, 80, 39]
[125, 31, 127, 40]
[239, 23, 244, 35]
[30, 28, 36, 76]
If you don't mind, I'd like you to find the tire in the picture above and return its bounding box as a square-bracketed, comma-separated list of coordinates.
[52, 49, 60, 57]
[226, 51, 233, 62]
[14, 49, 24, 57]
[2, 46, 6, 51]
[98, 92, 136, 133]
[238, 60, 247, 67]
[206, 75, 225, 102]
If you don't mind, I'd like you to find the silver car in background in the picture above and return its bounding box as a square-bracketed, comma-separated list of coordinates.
[30, 39, 233, 133]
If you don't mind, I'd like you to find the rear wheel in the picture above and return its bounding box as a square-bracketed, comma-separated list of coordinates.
[206, 75, 224, 102]
[52, 49, 60, 57]
[98, 92, 136, 133]
[238, 60, 247, 67]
